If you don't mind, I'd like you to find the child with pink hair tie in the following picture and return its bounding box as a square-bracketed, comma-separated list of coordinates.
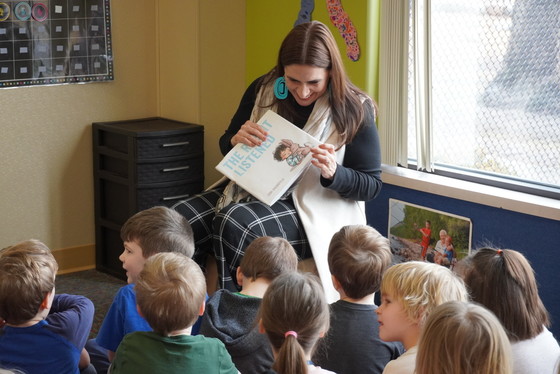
[258, 272, 334, 374]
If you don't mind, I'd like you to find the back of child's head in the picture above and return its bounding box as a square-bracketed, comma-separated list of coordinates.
[0, 239, 58, 325]
[463, 247, 549, 341]
[120, 206, 194, 258]
[328, 224, 393, 299]
[416, 301, 513, 374]
[135, 252, 205, 335]
[240, 236, 298, 282]
[259, 271, 329, 374]
[381, 261, 469, 326]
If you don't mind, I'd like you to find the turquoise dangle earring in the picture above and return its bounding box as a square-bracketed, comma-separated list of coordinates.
[274, 77, 288, 99]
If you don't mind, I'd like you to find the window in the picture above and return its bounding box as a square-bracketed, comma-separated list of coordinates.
[378, 0, 560, 199]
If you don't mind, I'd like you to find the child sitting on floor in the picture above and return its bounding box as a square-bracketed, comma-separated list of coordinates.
[259, 271, 335, 374]
[377, 261, 469, 374]
[199, 236, 298, 374]
[109, 252, 238, 373]
[313, 225, 404, 374]
[415, 301, 513, 374]
[87, 206, 195, 373]
[462, 247, 560, 374]
[0, 239, 95, 374]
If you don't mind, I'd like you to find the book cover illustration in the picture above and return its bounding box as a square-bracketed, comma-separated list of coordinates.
[216, 110, 321, 206]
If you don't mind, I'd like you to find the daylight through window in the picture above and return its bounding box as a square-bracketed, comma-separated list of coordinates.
[382, 0, 560, 198]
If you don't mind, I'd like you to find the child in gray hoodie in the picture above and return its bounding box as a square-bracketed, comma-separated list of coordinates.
[199, 237, 298, 373]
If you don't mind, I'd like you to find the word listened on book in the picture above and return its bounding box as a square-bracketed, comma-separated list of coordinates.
[220, 122, 277, 177]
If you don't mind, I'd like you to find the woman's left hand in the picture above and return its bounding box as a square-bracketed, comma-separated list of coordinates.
[311, 144, 337, 180]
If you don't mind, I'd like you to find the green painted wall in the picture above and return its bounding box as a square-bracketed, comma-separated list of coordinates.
[246, 0, 380, 100]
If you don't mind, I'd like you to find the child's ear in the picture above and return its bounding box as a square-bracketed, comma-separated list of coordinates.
[198, 300, 206, 316]
[331, 275, 341, 291]
[40, 289, 55, 310]
[236, 267, 244, 287]
[258, 319, 265, 334]
[412, 307, 424, 327]
[136, 304, 144, 318]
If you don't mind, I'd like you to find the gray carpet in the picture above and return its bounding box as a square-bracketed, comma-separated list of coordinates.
[55, 269, 126, 338]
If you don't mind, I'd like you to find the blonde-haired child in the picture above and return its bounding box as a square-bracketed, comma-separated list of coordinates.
[415, 301, 513, 374]
[259, 272, 334, 374]
[377, 261, 469, 374]
[110, 252, 238, 373]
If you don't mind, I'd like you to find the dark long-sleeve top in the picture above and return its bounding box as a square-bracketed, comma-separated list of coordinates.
[219, 77, 383, 201]
[0, 294, 94, 374]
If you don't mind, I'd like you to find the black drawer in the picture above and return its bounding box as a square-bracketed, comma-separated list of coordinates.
[98, 153, 204, 184]
[137, 155, 204, 184]
[137, 181, 204, 210]
[98, 178, 204, 224]
[136, 132, 203, 160]
[94, 118, 204, 160]
[97, 130, 203, 160]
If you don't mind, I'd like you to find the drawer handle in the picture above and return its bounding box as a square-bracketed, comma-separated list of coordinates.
[162, 166, 190, 172]
[162, 141, 190, 147]
[162, 194, 191, 201]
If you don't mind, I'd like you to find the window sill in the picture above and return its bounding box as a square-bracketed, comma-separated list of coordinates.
[381, 165, 560, 221]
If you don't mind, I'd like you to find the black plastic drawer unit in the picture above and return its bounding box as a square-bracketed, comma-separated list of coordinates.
[93, 117, 204, 279]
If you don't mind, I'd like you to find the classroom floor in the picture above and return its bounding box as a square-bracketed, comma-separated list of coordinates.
[55, 269, 126, 338]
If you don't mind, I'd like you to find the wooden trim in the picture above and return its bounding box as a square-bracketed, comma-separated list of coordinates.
[52, 244, 96, 275]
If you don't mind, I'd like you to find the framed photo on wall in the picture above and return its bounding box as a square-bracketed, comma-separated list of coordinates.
[388, 198, 473, 272]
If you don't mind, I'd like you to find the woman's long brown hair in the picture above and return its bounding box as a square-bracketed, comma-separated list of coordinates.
[260, 21, 375, 145]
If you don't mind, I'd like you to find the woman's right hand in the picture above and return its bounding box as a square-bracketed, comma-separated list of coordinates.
[231, 120, 268, 147]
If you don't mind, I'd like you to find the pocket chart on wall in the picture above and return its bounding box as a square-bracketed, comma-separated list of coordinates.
[0, 0, 113, 88]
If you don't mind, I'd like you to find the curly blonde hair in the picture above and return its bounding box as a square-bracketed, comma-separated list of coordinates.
[380, 261, 469, 326]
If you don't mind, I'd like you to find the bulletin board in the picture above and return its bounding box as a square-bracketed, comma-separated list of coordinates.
[0, 0, 113, 88]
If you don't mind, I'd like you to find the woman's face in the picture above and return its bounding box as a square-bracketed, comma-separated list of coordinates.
[284, 64, 329, 107]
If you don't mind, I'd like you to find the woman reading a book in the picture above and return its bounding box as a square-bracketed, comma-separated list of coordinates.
[173, 21, 382, 300]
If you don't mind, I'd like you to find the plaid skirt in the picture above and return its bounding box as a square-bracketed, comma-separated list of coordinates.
[172, 189, 310, 290]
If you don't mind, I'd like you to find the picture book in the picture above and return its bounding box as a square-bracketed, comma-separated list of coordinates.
[215, 110, 321, 206]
